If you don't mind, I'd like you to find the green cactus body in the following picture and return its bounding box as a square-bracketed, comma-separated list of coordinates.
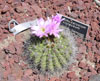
[34, 53, 41, 65]
[66, 48, 72, 60]
[55, 49, 66, 65]
[24, 29, 77, 76]
[48, 48, 54, 72]
[30, 52, 34, 59]
[41, 53, 47, 71]
[53, 53, 62, 69]
[48, 57, 54, 72]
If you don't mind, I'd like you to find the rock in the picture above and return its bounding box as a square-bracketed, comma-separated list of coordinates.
[12, 64, 23, 79]
[8, 75, 16, 81]
[2, 5, 9, 13]
[13, 55, 19, 63]
[0, 73, 2, 81]
[21, 3, 30, 11]
[3, 70, 10, 79]
[94, 54, 100, 63]
[21, 0, 25, 2]
[69, 12, 78, 18]
[78, 0, 84, 5]
[79, 45, 86, 53]
[1, 34, 7, 41]
[60, 78, 67, 81]
[97, 68, 100, 73]
[3, 61, 11, 71]
[30, 75, 39, 81]
[9, 57, 14, 66]
[84, 72, 92, 77]
[67, 71, 76, 78]
[96, 42, 100, 49]
[96, 63, 100, 70]
[38, 75, 45, 81]
[6, 0, 13, 4]
[78, 62, 87, 69]
[85, 3, 91, 9]
[79, 70, 87, 76]
[19, 60, 28, 68]
[76, 54, 83, 61]
[15, 34, 24, 42]
[76, 4, 85, 11]
[14, 43, 23, 55]
[31, 4, 42, 16]
[45, 9, 52, 17]
[0, 66, 4, 81]
[86, 42, 92, 48]
[89, 74, 100, 81]
[24, 69, 33, 76]
[14, 6, 24, 13]
[88, 65, 97, 75]
[0, 28, 3, 41]
[0, 17, 8, 25]
[67, 65, 74, 71]
[55, 78, 61, 81]
[70, 78, 79, 81]
[96, 34, 100, 41]
[92, 46, 98, 54]
[3, 29, 9, 34]
[81, 75, 89, 81]
[5, 43, 16, 54]
[49, 77, 58, 81]
[53, 0, 65, 6]
[91, 21, 99, 32]
[22, 76, 31, 81]
[85, 51, 94, 62]
[89, 31, 96, 40]
[15, 79, 23, 81]
[60, 72, 68, 80]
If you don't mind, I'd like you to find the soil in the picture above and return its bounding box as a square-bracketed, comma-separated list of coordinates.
[0, 0, 100, 81]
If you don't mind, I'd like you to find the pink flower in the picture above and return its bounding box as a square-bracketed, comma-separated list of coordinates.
[48, 14, 63, 38]
[48, 21, 63, 38]
[31, 18, 50, 38]
[52, 14, 63, 23]
[31, 14, 63, 38]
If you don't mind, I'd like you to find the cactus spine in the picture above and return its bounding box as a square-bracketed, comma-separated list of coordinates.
[24, 27, 77, 76]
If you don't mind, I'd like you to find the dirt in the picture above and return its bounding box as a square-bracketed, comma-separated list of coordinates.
[0, 0, 100, 81]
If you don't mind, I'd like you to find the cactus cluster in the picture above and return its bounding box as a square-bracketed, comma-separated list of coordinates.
[24, 27, 77, 76]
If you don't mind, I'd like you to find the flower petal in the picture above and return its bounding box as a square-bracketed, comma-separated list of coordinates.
[38, 18, 45, 26]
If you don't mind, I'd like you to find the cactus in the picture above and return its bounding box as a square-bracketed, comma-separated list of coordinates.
[24, 27, 77, 76]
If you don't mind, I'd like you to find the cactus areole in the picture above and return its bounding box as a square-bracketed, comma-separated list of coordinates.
[24, 14, 78, 76]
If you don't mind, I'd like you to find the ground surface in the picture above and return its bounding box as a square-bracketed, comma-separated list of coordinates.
[0, 0, 100, 81]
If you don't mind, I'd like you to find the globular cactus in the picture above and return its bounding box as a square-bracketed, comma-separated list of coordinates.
[24, 27, 77, 76]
